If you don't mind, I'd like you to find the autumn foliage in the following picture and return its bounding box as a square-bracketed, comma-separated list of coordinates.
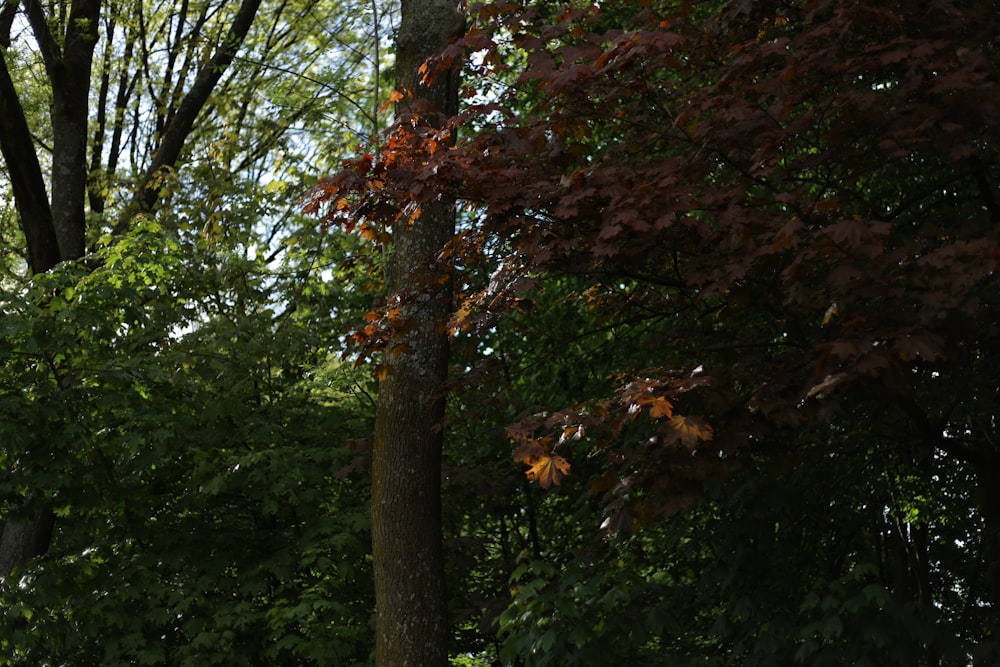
[309, 0, 999, 526]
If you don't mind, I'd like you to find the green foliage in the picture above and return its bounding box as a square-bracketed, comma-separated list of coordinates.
[0, 0, 396, 658]
[480, 436, 976, 667]
[0, 221, 377, 665]
[3, 0, 998, 664]
[497, 556, 668, 667]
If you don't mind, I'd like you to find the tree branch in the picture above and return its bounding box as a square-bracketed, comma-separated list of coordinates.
[114, 0, 264, 234]
[20, 0, 60, 70]
[0, 0, 17, 48]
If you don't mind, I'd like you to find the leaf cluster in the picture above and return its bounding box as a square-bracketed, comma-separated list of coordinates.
[312, 0, 1000, 663]
[0, 221, 378, 665]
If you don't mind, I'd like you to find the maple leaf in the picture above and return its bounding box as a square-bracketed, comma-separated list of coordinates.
[450, 301, 474, 334]
[669, 414, 713, 447]
[513, 438, 571, 488]
[512, 438, 546, 463]
[649, 396, 674, 419]
[378, 89, 406, 115]
[523, 453, 571, 489]
[558, 425, 583, 443]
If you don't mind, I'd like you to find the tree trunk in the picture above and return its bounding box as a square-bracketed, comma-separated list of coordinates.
[0, 0, 263, 580]
[0, 505, 55, 581]
[370, 0, 462, 664]
[0, 0, 100, 581]
[0, 59, 59, 273]
[40, 0, 102, 260]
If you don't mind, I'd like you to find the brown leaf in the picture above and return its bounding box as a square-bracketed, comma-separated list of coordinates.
[378, 89, 406, 115]
[524, 453, 571, 489]
[649, 396, 674, 419]
[669, 414, 713, 447]
[806, 372, 847, 398]
[512, 439, 546, 463]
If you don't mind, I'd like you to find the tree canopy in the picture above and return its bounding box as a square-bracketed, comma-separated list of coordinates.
[1, 0, 388, 662]
[310, 0, 1000, 663]
[3, 0, 1000, 664]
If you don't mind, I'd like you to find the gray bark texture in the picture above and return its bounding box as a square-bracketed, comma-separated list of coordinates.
[371, 0, 463, 664]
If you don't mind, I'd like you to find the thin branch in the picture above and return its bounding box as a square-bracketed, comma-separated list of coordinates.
[114, 0, 264, 233]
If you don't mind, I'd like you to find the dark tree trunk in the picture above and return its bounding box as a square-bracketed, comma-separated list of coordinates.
[0, 0, 263, 581]
[0, 59, 59, 273]
[370, 0, 463, 664]
[0, 505, 55, 581]
[39, 0, 102, 260]
[0, 0, 101, 580]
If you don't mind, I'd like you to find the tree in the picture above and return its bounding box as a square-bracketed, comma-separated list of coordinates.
[0, 0, 266, 577]
[0, 0, 393, 575]
[367, 0, 464, 663]
[0, 0, 395, 660]
[311, 0, 1000, 663]
[0, 221, 381, 664]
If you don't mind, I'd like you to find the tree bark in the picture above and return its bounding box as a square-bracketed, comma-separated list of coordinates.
[0, 505, 55, 582]
[370, 0, 462, 664]
[0, 58, 59, 273]
[25, 0, 103, 261]
[0, 0, 100, 581]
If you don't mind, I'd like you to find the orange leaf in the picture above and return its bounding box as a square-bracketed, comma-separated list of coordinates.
[377, 90, 406, 115]
[454, 302, 473, 322]
[822, 302, 838, 326]
[524, 453, 571, 489]
[669, 414, 713, 447]
[649, 397, 674, 419]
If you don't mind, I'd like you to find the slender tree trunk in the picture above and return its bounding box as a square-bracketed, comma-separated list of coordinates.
[370, 1, 462, 664]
